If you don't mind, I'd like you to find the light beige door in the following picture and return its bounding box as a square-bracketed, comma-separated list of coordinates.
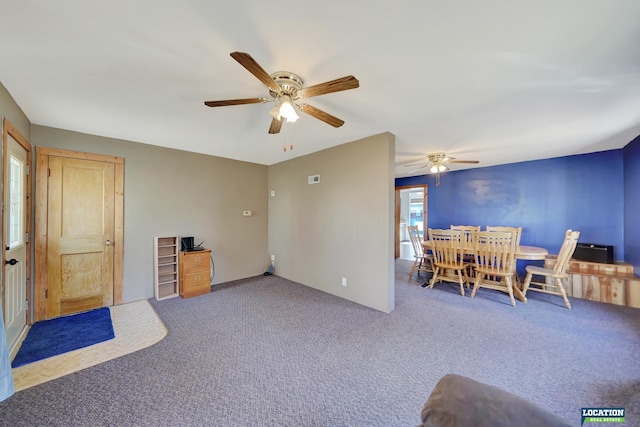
[46, 156, 115, 318]
[2, 120, 31, 349]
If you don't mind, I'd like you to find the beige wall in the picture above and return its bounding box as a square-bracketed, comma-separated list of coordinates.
[32, 125, 269, 302]
[2, 82, 396, 313]
[268, 132, 396, 313]
[0, 83, 30, 141]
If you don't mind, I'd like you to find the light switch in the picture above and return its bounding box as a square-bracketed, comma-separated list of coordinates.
[243, 210, 252, 217]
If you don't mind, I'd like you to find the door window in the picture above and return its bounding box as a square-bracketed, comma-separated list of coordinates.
[8, 154, 24, 249]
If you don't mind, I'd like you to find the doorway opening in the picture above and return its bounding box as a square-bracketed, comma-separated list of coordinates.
[395, 185, 428, 260]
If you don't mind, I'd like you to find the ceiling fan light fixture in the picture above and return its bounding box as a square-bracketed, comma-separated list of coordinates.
[278, 95, 299, 123]
[430, 164, 446, 173]
[269, 104, 281, 121]
[270, 95, 299, 123]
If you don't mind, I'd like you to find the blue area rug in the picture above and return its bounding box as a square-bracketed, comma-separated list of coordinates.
[11, 307, 115, 368]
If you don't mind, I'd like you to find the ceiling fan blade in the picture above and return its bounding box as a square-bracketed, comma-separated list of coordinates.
[298, 104, 345, 128]
[404, 162, 429, 167]
[230, 51, 281, 92]
[407, 165, 429, 174]
[268, 117, 282, 134]
[300, 76, 359, 98]
[204, 97, 268, 107]
[448, 160, 480, 164]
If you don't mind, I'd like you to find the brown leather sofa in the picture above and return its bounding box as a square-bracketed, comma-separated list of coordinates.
[420, 374, 573, 427]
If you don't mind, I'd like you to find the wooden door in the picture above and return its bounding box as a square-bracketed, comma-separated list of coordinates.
[35, 148, 124, 321]
[47, 156, 114, 317]
[2, 119, 31, 349]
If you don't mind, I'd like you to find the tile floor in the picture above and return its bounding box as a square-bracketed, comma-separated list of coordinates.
[10, 299, 167, 391]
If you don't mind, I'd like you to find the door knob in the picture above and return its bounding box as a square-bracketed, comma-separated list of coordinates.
[5, 258, 18, 265]
[105, 240, 112, 246]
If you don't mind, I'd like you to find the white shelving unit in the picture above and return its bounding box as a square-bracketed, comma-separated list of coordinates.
[154, 236, 180, 300]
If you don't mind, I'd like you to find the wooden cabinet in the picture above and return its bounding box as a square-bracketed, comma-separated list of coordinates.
[179, 250, 211, 299]
[544, 256, 640, 308]
[154, 236, 180, 300]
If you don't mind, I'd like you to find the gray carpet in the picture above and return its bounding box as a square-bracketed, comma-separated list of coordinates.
[1, 259, 639, 426]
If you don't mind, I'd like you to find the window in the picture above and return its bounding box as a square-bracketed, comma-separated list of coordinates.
[8, 154, 24, 249]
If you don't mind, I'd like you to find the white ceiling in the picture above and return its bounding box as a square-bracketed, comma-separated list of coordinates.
[2, 1, 640, 176]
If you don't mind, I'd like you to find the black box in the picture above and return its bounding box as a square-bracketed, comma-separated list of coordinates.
[181, 237, 194, 251]
[572, 243, 614, 264]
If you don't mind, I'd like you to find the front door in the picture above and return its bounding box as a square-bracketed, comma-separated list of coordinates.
[2, 119, 31, 349]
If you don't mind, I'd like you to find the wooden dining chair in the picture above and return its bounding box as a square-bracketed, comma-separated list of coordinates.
[451, 225, 480, 278]
[408, 225, 433, 279]
[450, 225, 480, 248]
[470, 230, 520, 306]
[486, 226, 522, 283]
[428, 228, 468, 296]
[486, 226, 522, 246]
[522, 230, 580, 309]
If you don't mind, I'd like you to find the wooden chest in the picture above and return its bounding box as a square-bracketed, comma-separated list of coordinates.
[544, 256, 640, 308]
[179, 250, 211, 299]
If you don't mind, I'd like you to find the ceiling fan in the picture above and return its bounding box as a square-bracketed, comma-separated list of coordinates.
[405, 152, 479, 186]
[204, 52, 359, 135]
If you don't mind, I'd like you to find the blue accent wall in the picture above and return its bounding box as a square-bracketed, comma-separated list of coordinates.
[624, 136, 640, 275]
[397, 150, 626, 273]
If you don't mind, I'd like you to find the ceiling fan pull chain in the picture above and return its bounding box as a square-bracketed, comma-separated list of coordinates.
[287, 120, 294, 151]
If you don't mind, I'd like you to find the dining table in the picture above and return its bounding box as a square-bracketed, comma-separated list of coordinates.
[421, 241, 548, 260]
[421, 240, 548, 302]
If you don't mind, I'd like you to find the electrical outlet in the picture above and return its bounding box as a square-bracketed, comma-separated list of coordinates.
[271, 254, 275, 262]
[341, 277, 347, 286]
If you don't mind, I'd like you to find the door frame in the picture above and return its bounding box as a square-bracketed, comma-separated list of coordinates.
[1, 118, 32, 327]
[34, 147, 124, 321]
[394, 184, 428, 258]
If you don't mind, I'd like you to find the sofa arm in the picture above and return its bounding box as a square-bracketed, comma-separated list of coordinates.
[421, 374, 572, 427]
